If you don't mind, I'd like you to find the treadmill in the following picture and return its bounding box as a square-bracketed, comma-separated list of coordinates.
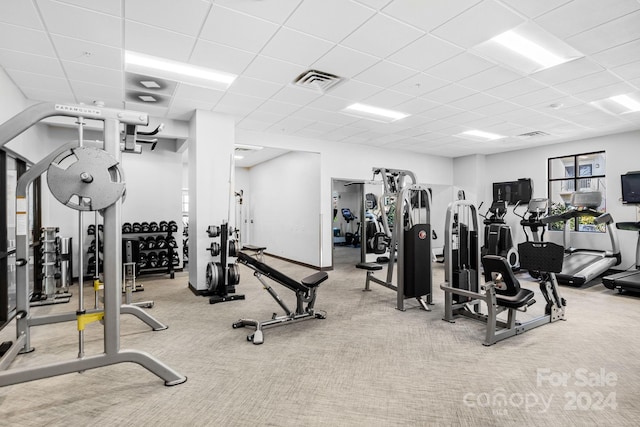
[542, 191, 621, 286]
[602, 222, 640, 293]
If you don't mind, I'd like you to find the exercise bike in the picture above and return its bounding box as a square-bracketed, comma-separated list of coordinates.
[342, 207, 360, 247]
[513, 198, 548, 242]
[479, 200, 518, 269]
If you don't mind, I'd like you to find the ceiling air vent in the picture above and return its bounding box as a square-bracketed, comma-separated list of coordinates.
[517, 131, 551, 138]
[293, 69, 343, 93]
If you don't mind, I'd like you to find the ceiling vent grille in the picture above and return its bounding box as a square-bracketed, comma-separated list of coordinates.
[517, 130, 551, 138]
[293, 69, 343, 93]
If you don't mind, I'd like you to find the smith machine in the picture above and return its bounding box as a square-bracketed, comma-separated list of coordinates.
[356, 167, 433, 311]
[0, 102, 186, 387]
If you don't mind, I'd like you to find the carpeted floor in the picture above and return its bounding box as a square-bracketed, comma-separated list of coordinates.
[1, 246, 639, 426]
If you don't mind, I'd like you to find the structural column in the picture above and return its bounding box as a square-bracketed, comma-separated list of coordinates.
[188, 110, 234, 291]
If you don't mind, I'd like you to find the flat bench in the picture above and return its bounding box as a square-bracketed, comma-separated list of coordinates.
[241, 245, 266, 261]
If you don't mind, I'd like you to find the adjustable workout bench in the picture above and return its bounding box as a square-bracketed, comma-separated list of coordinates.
[234, 252, 327, 344]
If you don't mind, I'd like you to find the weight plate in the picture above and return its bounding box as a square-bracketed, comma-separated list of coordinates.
[47, 146, 125, 211]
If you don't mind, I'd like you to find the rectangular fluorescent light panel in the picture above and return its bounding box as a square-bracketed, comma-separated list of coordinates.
[125, 51, 236, 91]
[457, 130, 505, 141]
[610, 94, 640, 113]
[342, 103, 409, 123]
[473, 23, 583, 74]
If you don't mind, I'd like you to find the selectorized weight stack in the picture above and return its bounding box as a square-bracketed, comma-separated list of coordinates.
[356, 167, 433, 311]
[205, 222, 244, 304]
[0, 102, 186, 388]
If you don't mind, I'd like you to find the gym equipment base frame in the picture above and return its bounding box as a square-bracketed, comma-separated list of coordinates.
[234, 252, 327, 345]
[0, 102, 186, 388]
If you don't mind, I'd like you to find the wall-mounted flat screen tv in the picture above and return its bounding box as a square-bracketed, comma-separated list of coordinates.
[621, 172, 640, 204]
[492, 178, 532, 205]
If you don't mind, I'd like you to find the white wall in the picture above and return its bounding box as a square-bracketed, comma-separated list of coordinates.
[237, 129, 453, 268]
[247, 151, 321, 266]
[477, 130, 640, 268]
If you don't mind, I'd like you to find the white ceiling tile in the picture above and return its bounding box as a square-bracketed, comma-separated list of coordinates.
[0, 23, 55, 57]
[341, 14, 423, 58]
[200, 5, 279, 53]
[535, 0, 640, 39]
[125, 21, 196, 63]
[1, 0, 43, 29]
[473, 100, 524, 116]
[305, 95, 353, 112]
[301, 121, 342, 133]
[382, 0, 482, 32]
[173, 83, 225, 104]
[390, 72, 449, 96]
[611, 61, 640, 80]
[261, 27, 335, 66]
[267, 116, 315, 133]
[500, 0, 572, 18]
[564, 10, 640, 55]
[425, 52, 495, 82]
[7, 69, 71, 92]
[353, 0, 393, 11]
[450, 92, 502, 110]
[125, 0, 210, 37]
[236, 118, 272, 132]
[442, 110, 485, 126]
[485, 77, 547, 99]
[215, 0, 303, 24]
[363, 89, 413, 109]
[291, 108, 360, 125]
[387, 35, 464, 72]
[21, 86, 75, 103]
[241, 55, 307, 85]
[189, 40, 255, 75]
[457, 66, 521, 91]
[0, 49, 64, 77]
[228, 76, 282, 99]
[254, 99, 301, 115]
[62, 61, 122, 87]
[530, 57, 604, 86]
[51, 34, 122, 70]
[312, 45, 380, 78]
[421, 105, 465, 121]
[214, 92, 265, 116]
[573, 81, 637, 102]
[328, 80, 383, 101]
[592, 38, 640, 68]
[510, 87, 567, 107]
[270, 86, 322, 106]
[55, 0, 121, 16]
[422, 84, 477, 104]
[285, 0, 375, 43]
[554, 71, 623, 95]
[325, 125, 369, 140]
[393, 98, 441, 115]
[37, 0, 121, 47]
[353, 60, 416, 87]
[244, 109, 288, 124]
[431, 0, 525, 48]
[72, 81, 123, 104]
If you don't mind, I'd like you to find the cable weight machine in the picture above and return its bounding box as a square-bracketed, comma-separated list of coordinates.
[356, 167, 433, 311]
[0, 102, 186, 387]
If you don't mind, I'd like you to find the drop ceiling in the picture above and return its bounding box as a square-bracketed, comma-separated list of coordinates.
[1, 0, 639, 158]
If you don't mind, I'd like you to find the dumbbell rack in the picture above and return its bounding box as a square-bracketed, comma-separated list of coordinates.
[206, 222, 244, 304]
[31, 227, 72, 306]
[122, 220, 181, 279]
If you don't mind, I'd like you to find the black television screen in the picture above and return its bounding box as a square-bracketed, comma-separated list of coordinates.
[621, 172, 640, 203]
[492, 178, 532, 205]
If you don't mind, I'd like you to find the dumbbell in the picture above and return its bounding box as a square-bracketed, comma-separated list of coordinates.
[172, 252, 180, 266]
[207, 242, 220, 257]
[87, 224, 96, 235]
[166, 236, 178, 248]
[155, 235, 168, 249]
[146, 236, 156, 249]
[88, 239, 103, 253]
[122, 222, 132, 233]
[149, 221, 159, 232]
[159, 221, 169, 232]
[147, 251, 158, 268]
[138, 237, 147, 251]
[138, 252, 148, 268]
[168, 221, 178, 232]
[132, 222, 142, 233]
[141, 222, 150, 232]
[158, 251, 169, 267]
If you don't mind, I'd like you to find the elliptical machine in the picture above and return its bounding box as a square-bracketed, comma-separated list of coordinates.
[514, 198, 548, 242]
[479, 200, 518, 269]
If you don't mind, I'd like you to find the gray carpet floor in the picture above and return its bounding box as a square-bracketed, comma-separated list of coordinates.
[1, 246, 639, 426]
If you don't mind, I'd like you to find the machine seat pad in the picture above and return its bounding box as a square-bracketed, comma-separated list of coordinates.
[356, 262, 383, 271]
[301, 271, 328, 288]
[496, 288, 535, 309]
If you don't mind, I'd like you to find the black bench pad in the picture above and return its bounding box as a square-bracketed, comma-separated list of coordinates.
[301, 271, 328, 287]
[356, 262, 383, 271]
